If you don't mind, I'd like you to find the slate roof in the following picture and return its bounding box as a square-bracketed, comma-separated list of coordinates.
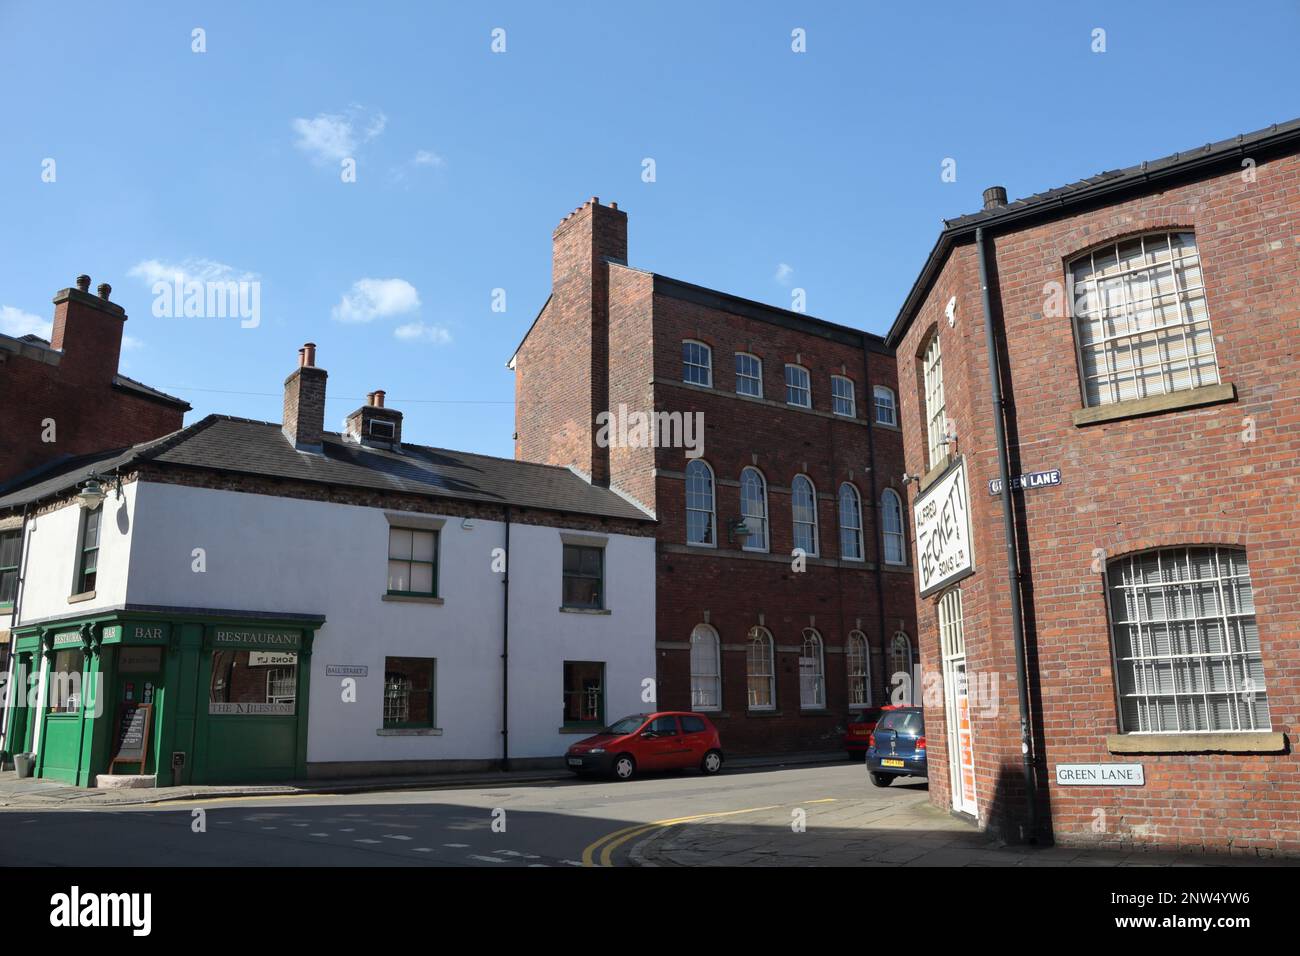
[886, 116, 1300, 347]
[0, 414, 653, 522]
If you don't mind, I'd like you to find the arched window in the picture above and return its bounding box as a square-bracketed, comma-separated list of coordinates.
[1069, 232, 1219, 408]
[839, 483, 863, 561]
[690, 624, 721, 711]
[881, 488, 906, 565]
[873, 385, 897, 426]
[922, 333, 947, 468]
[746, 627, 775, 711]
[685, 459, 715, 546]
[740, 467, 769, 552]
[889, 632, 913, 703]
[792, 475, 818, 556]
[799, 628, 826, 709]
[682, 339, 712, 387]
[846, 630, 870, 708]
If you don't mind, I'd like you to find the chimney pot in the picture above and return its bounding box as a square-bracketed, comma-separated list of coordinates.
[982, 186, 1008, 210]
[374, 389, 385, 408]
[303, 342, 317, 367]
[590, 196, 599, 204]
[609, 201, 618, 210]
[76, 274, 91, 293]
[97, 283, 112, 300]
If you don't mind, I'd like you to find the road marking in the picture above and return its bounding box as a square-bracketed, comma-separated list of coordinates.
[444, 842, 469, 848]
[468, 854, 508, 864]
[383, 834, 413, 840]
[355, 838, 381, 844]
[309, 833, 329, 837]
[584, 805, 781, 868]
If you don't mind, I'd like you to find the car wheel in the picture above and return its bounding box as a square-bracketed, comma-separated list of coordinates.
[612, 754, 636, 781]
[701, 750, 723, 775]
[870, 772, 893, 788]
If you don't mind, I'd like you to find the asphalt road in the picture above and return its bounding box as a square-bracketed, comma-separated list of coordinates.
[0, 761, 924, 867]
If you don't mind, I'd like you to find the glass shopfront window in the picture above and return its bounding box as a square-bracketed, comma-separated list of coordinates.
[47, 648, 85, 713]
[209, 649, 298, 715]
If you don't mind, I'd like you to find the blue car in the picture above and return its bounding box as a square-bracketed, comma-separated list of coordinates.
[866, 706, 926, 787]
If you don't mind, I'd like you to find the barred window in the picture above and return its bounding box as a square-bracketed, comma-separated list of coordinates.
[922, 334, 947, 468]
[838, 483, 863, 561]
[1107, 547, 1268, 734]
[384, 657, 435, 728]
[1070, 232, 1219, 408]
[685, 459, 716, 546]
[740, 467, 769, 552]
[792, 475, 819, 556]
[785, 364, 811, 407]
[746, 627, 776, 711]
[735, 352, 763, 397]
[831, 375, 856, 417]
[683, 340, 713, 387]
[847, 630, 870, 708]
[690, 624, 721, 711]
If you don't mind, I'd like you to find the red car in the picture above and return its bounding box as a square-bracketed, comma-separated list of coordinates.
[565, 711, 724, 781]
[842, 706, 901, 758]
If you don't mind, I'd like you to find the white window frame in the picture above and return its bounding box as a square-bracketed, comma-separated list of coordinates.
[799, 628, 826, 710]
[739, 467, 769, 552]
[690, 624, 722, 712]
[846, 630, 871, 709]
[873, 385, 897, 426]
[791, 474, 819, 556]
[881, 488, 906, 565]
[685, 459, 717, 548]
[735, 352, 763, 398]
[889, 631, 912, 695]
[922, 334, 947, 469]
[838, 482, 864, 562]
[831, 375, 856, 417]
[683, 339, 713, 388]
[1069, 231, 1220, 409]
[1105, 546, 1268, 735]
[746, 627, 776, 712]
[784, 364, 811, 408]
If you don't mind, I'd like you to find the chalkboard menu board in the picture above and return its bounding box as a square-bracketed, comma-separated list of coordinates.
[110, 702, 152, 773]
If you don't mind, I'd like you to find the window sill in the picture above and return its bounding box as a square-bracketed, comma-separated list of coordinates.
[1072, 382, 1236, 427]
[377, 727, 443, 736]
[873, 421, 901, 431]
[1106, 731, 1285, 755]
[559, 606, 611, 615]
[917, 454, 953, 494]
[382, 594, 444, 605]
[559, 726, 603, 734]
[67, 590, 96, 604]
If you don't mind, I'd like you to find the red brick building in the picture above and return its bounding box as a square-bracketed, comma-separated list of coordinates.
[888, 118, 1300, 855]
[0, 275, 190, 487]
[512, 199, 916, 754]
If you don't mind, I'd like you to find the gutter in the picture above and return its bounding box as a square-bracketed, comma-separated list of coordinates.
[975, 225, 1038, 842]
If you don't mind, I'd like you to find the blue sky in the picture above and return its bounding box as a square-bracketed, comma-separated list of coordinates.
[2, 1, 1297, 458]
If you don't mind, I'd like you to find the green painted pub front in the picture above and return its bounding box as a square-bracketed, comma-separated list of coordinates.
[3, 609, 324, 787]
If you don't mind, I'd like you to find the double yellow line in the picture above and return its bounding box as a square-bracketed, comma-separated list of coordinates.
[582, 800, 835, 867]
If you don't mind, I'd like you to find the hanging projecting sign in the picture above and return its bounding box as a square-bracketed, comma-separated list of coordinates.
[988, 469, 1061, 496]
[914, 458, 975, 598]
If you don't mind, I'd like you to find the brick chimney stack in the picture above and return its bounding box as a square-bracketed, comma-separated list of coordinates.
[50, 274, 127, 383]
[282, 342, 328, 451]
[344, 387, 403, 447]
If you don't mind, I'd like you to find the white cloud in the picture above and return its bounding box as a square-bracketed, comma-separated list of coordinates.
[128, 257, 257, 287]
[393, 321, 452, 345]
[122, 335, 144, 351]
[412, 150, 444, 168]
[332, 278, 421, 323]
[291, 106, 387, 164]
[774, 262, 794, 285]
[0, 305, 51, 340]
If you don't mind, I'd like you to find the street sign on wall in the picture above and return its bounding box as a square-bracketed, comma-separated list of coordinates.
[1054, 763, 1145, 786]
[914, 458, 975, 597]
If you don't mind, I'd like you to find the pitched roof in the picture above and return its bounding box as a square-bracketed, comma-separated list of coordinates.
[0, 415, 653, 522]
[885, 116, 1300, 347]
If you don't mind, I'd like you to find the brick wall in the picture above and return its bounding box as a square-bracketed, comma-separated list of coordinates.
[894, 148, 1300, 855]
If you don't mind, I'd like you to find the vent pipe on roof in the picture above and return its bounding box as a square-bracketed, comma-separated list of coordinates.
[982, 186, 1008, 210]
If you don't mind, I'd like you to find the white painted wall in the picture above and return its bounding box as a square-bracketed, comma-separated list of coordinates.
[14, 487, 135, 625]
[123, 481, 655, 764]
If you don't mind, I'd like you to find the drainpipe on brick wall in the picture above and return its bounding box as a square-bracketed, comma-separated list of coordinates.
[860, 344, 889, 698]
[500, 505, 512, 771]
[975, 225, 1038, 843]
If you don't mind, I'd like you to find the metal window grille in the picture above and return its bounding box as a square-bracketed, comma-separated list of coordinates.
[740, 468, 768, 551]
[832, 375, 856, 417]
[922, 335, 947, 468]
[792, 476, 818, 555]
[1071, 232, 1219, 407]
[683, 340, 712, 387]
[266, 667, 296, 704]
[735, 352, 762, 397]
[685, 460, 715, 545]
[839, 483, 863, 560]
[1106, 547, 1268, 734]
[383, 674, 411, 723]
[785, 365, 811, 407]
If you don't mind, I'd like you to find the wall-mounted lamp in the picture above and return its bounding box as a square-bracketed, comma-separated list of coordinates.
[77, 473, 123, 511]
[727, 518, 752, 544]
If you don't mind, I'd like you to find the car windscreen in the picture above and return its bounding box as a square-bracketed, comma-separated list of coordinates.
[604, 715, 646, 735]
[876, 710, 923, 735]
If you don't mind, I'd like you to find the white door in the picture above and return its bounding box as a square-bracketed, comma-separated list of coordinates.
[939, 589, 978, 816]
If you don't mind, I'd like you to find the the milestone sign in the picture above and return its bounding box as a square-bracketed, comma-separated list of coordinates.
[914, 458, 975, 597]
